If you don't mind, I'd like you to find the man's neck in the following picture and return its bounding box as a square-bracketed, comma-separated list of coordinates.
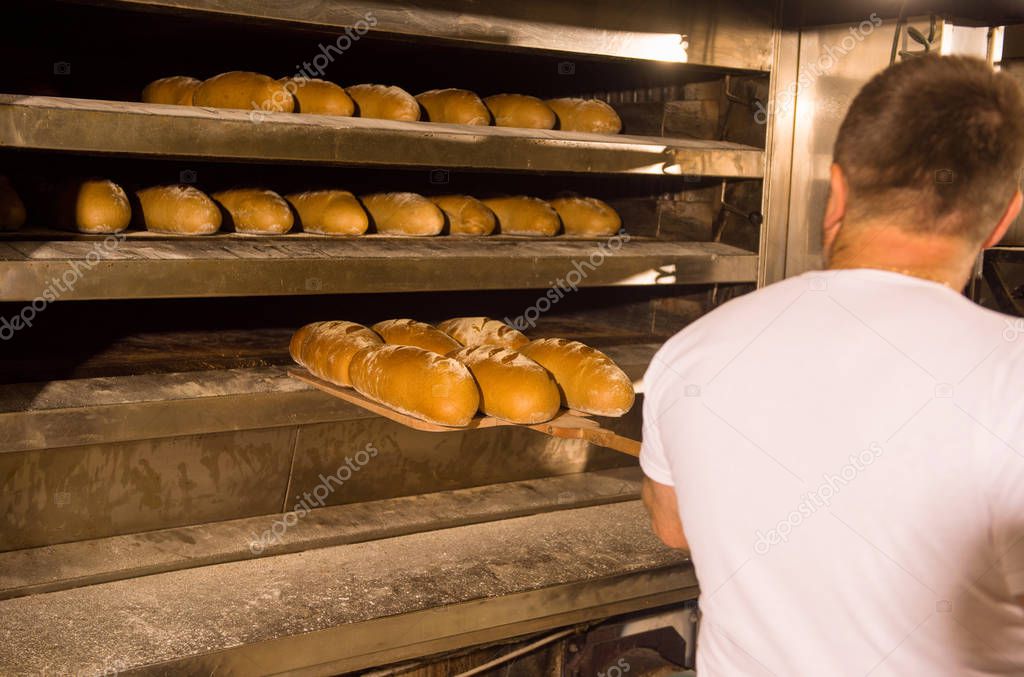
[825, 224, 977, 291]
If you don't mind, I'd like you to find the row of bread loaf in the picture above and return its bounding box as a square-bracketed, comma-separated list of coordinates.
[290, 316, 636, 427]
[142, 71, 622, 134]
[0, 177, 622, 236]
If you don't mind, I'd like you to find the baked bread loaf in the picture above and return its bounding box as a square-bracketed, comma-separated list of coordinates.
[279, 77, 354, 116]
[437, 317, 529, 349]
[416, 89, 491, 125]
[429, 195, 496, 236]
[0, 176, 27, 231]
[349, 344, 480, 426]
[546, 98, 622, 134]
[481, 196, 561, 236]
[361, 192, 444, 236]
[193, 71, 295, 113]
[286, 190, 368, 235]
[59, 179, 132, 233]
[212, 188, 294, 235]
[290, 320, 382, 387]
[484, 94, 556, 129]
[450, 345, 561, 423]
[346, 84, 421, 121]
[519, 338, 635, 416]
[549, 197, 621, 237]
[372, 319, 462, 354]
[136, 185, 221, 235]
[141, 76, 200, 105]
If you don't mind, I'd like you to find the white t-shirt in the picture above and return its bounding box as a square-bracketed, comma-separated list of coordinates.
[641, 268, 1024, 676]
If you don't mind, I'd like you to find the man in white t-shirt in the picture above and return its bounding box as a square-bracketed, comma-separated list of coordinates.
[640, 55, 1024, 675]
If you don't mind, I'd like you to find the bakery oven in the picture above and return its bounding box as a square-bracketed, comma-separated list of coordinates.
[0, 1, 1013, 674]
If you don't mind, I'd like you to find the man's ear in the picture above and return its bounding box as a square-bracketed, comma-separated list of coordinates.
[823, 163, 848, 258]
[981, 189, 1022, 249]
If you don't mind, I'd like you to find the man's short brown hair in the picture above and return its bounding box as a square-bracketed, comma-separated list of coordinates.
[833, 55, 1024, 242]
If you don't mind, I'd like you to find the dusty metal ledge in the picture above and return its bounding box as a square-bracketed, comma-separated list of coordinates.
[0, 467, 642, 599]
[0, 500, 693, 675]
[0, 95, 765, 177]
[81, 0, 773, 70]
[0, 236, 757, 301]
[0, 344, 657, 454]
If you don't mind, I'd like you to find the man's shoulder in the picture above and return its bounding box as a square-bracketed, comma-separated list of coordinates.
[644, 275, 811, 391]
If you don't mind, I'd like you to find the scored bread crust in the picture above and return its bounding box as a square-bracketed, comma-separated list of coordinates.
[545, 98, 622, 134]
[290, 321, 382, 386]
[372, 319, 462, 354]
[519, 338, 635, 416]
[349, 344, 480, 426]
[449, 345, 560, 423]
[437, 317, 529, 349]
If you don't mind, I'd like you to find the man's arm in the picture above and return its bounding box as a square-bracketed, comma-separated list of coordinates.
[641, 476, 688, 550]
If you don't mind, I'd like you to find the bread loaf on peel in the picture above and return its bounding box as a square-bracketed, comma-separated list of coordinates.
[549, 196, 622, 237]
[346, 84, 421, 121]
[361, 192, 445, 236]
[546, 98, 622, 134]
[429, 195, 496, 236]
[372, 319, 462, 354]
[194, 71, 295, 112]
[481, 196, 561, 237]
[349, 344, 480, 426]
[437, 317, 529, 349]
[136, 185, 221, 235]
[484, 94, 556, 129]
[449, 345, 561, 423]
[279, 77, 354, 116]
[142, 76, 200, 105]
[519, 338, 635, 416]
[291, 321, 382, 387]
[416, 89, 491, 125]
[286, 190, 368, 235]
[212, 189, 294, 235]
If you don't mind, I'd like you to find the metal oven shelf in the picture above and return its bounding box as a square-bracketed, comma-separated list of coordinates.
[0, 95, 765, 177]
[80, 0, 773, 70]
[0, 236, 757, 301]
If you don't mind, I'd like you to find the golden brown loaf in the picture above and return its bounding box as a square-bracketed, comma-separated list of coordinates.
[519, 338, 635, 416]
[346, 84, 421, 121]
[0, 176, 27, 231]
[141, 76, 201, 106]
[193, 71, 295, 113]
[212, 188, 294, 235]
[136, 185, 222, 235]
[349, 344, 480, 426]
[546, 98, 622, 134]
[548, 196, 622, 237]
[483, 94, 556, 129]
[62, 179, 131, 233]
[372, 319, 462, 354]
[429, 195, 496, 236]
[290, 320, 383, 387]
[481, 196, 561, 236]
[286, 190, 368, 235]
[416, 89, 491, 125]
[360, 192, 445, 236]
[449, 345, 561, 423]
[437, 317, 529, 349]
[278, 77, 355, 116]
